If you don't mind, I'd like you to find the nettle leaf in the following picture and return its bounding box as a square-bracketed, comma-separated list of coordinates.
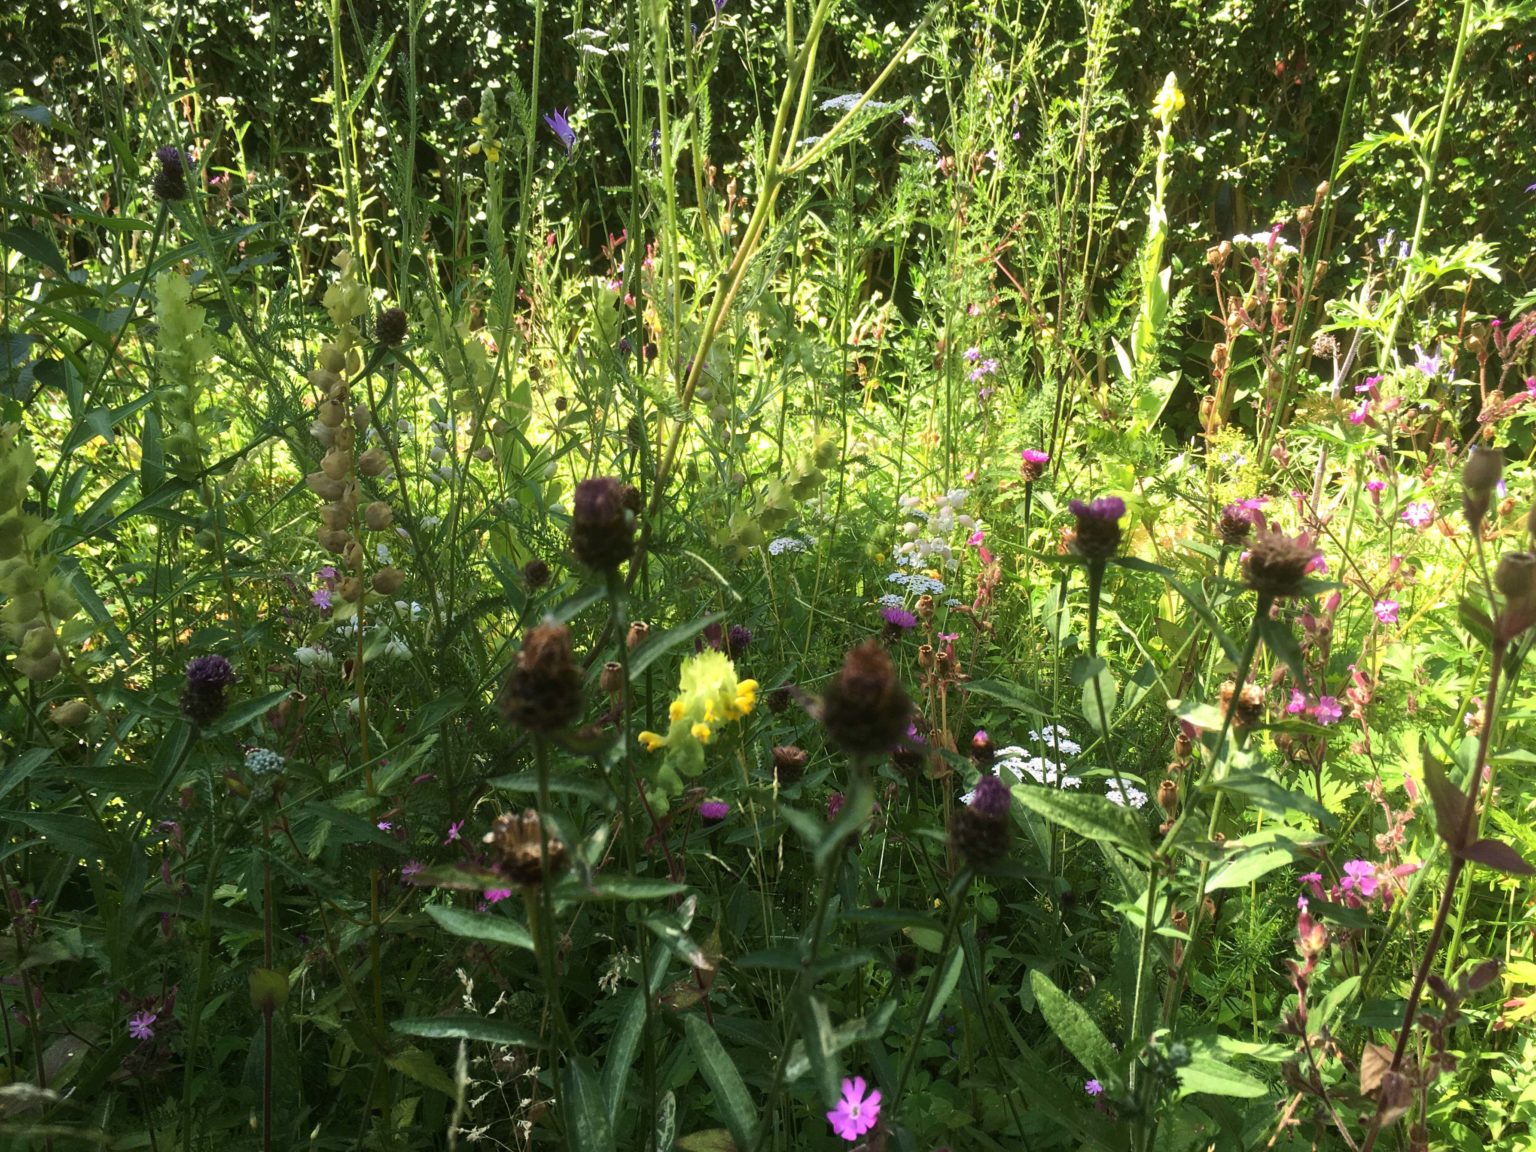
[1029, 969, 1117, 1080]
[1458, 838, 1536, 876]
[1422, 754, 1470, 851]
[1012, 784, 1151, 861]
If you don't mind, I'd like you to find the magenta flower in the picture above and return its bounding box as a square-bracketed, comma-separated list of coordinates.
[1366, 478, 1385, 494]
[1286, 689, 1307, 715]
[483, 888, 514, 905]
[881, 605, 917, 631]
[827, 1075, 882, 1141]
[1401, 501, 1434, 529]
[128, 1010, 157, 1041]
[1312, 696, 1343, 725]
[401, 860, 424, 881]
[1374, 599, 1399, 624]
[1084, 1079, 1104, 1097]
[444, 820, 463, 844]
[1341, 859, 1379, 899]
[827, 792, 845, 820]
[699, 800, 730, 822]
[1022, 448, 1050, 465]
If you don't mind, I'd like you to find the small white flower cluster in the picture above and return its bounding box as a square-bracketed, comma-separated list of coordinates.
[819, 93, 895, 114]
[295, 602, 423, 668]
[1106, 779, 1150, 808]
[1230, 231, 1298, 258]
[244, 747, 284, 776]
[894, 490, 974, 572]
[962, 725, 1083, 804]
[886, 571, 946, 596]
[768, 535, 815, 556]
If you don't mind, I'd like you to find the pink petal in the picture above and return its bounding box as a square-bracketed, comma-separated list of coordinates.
[846, 1075, 865, 1101]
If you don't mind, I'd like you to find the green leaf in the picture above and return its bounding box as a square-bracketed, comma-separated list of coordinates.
[1176, 1052, 1268, 1099]
[1163, 574, 1241, 665]
[392, 1016, 538, 1047]
[1257, 615, 1306, 684]
[683, 1014, 759, 1151]
[211, 688, 293, 736]
[386, 1044, 457, 1097]
[1205, 844, 1300, 892]
[1077, 659, 1119, 737]
[964, 678, 1048, 718]
[817, 776, 874, 872]
[675, 1132, 734, 1152]
[566, 876, 689, 901]
[603, 990, 648, 1124]
[1207, 769, 1331, 824]
[926, 945, 964, 1024]
[796, 995, 839, 1107]
[425, 905, 534, 951]
[1012, 785, 1150, 861]
[0, 226, 68, 277]
[564, 1055, 616, 1152]
[1029, 969, 1116, 1080]
[489, 768, 611, 805]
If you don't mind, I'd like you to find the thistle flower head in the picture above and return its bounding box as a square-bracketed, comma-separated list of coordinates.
[820, 640, 912, 756]
[1067, 496, 1126, 561]
[496, 620, 584, 733]
[1241, 526, 1320, 599]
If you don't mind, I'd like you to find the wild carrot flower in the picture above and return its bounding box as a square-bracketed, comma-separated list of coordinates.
[1105, 779, 1149, 808]
[827, 1075, 882, 1140]
[128, 1010, 157, 1041]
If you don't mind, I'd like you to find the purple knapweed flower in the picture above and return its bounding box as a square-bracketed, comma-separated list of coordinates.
[544, 108, 576, 153]
[827, 1075, 882, 1141]
[699, 800, 730, 822]
[881, 605, 917, 631]
[312, 588, 332, 610]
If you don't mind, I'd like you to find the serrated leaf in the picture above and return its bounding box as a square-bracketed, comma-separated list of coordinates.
[425, 904, 534, 951]
[1012, 785, 1150, 861]
[1029, 969, 1116, 1079]
[1459, 838, 1536, 875]
[682, 1015, 758, 1151]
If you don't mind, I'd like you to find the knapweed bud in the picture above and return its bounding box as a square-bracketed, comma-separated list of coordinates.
[820, 640, 912, 756]
[1218, 680, 1265, 729]
[1241, 526, 1319, 599]
[1496, 551, 1536, 601]
[772, 744, 809, 785]
[522, 558, 552, 590]
[180, 654, 236, 726]
[376, 307, 408, 347]
[483, 810, 568, 887]
[152, 146, 189, 202]
[1020, 448, 1050, 483]
[570, 477, 637, 571]
[970, 729, 994, 765]
[1218, 503, 1255, 547]
[1068, 496, 1126, 561]
[951, 773, 1012, 867]
[496, 620, 584, 733]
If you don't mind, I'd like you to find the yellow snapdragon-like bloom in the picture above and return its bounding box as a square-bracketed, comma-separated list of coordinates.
[1151, 73, 1185, 127]
[637, 650, 757, 799]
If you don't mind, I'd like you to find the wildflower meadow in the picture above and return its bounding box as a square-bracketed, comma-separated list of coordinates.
[3, 0, 1536, 1149]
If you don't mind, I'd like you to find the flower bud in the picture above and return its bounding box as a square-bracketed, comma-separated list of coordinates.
[772, 744, 809, 784]
[570, 477, 637, 571]
[376, 307, 408, 347]
[1068, 496, 1126, 561]
[497, 620, 584, 733]
[1463, 445, 1504, 495]
[820, 640, 912, 756]
[372, 566, 407, 595]
[484, 810, 568, 887]
[950, 774, 1012, 867]
[49, 699, 92, 728]
[1495, 552, 1536, 601]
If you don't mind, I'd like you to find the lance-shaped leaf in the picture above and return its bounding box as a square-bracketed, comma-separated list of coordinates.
[1458, 838, 1536, 876]
[1422, 753, 1470, 851]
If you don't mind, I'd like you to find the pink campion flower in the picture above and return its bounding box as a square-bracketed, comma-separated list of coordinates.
[1401, 501, 1435, 529]
[128, 1010, 157, 1041]
[1312, 696, 1343, 725]
[1286, 690, 1307, 715]
[1298, 872, 1325, 901]
[1366, 479, 1385, 494]
[444, 821, 463, 844]
[1340, 859, 1379, 899]
[483, 888, 514, 905]
[1349, 401, 1370, 425]
[827, 1075, 882, 1141]
[827, 792, 845, 820]
[1374, 599, 1400, 625]
[401, 860, 424, 882]
[1084, 1079, 1104, 1096]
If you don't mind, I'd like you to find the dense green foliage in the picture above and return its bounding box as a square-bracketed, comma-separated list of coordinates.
[4, 0, 1536, 1149]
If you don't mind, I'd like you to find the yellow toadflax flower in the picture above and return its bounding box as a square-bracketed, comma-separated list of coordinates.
[638, 650, 757, 798]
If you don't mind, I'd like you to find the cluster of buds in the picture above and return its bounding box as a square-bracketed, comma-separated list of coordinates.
[304, 252, 407, 605]
[0, 425, 79, 680]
